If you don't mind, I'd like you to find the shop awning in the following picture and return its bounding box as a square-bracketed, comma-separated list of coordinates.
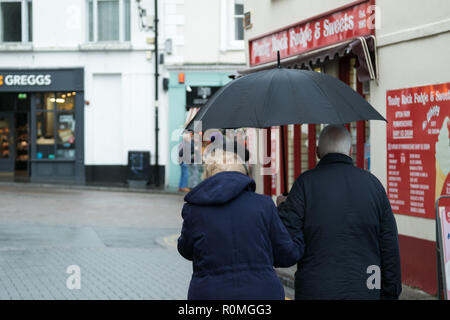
[240, 36, 378, 82]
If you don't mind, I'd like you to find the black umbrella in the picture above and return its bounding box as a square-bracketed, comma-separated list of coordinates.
[186, 54, 386, 193]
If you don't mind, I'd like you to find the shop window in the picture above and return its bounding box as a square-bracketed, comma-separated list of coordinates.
[287, 125, 294, 187]
[35, 92, 54, 111]
[35, 92, 76, 160]
[0, 0, 33, 42]
[56, 113, 75, 160]
[87, 0, 131, 42]
[36, 111, 55, 159]
[300, 125, 308, 172]
[0, 116, 11, 159]
[56, 92, 75, 111]
[0, 93, 15, 111]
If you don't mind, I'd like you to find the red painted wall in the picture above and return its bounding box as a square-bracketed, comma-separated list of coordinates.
[398, 234, 437, 295]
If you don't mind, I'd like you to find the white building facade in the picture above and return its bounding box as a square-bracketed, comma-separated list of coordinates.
[163, 0, 246, 190]
[0, 0, 168, 185]
[243, 0, 450, 295]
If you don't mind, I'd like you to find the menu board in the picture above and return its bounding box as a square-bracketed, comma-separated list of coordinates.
[386, 83, 450, 219]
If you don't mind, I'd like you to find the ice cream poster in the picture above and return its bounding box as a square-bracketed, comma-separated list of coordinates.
[439, 206, 450, 299]
[387, 83, 450, 219]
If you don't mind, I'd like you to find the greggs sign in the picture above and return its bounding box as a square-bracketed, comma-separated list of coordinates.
[0, 69, 84, 92]
[0, 74, 52, 87]
[249, 0, 376, 66]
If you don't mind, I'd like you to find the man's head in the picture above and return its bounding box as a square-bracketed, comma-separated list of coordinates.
[317, 124, 352, 159]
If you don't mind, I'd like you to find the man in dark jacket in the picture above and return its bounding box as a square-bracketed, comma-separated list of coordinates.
[277, 124, 402, 300]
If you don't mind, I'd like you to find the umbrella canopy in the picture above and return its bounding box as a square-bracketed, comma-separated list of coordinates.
[185, 65, 386, 195]
[186, 67, 385, 131]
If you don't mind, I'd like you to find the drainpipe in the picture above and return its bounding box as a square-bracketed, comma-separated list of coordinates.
[154, 0, 160, 186]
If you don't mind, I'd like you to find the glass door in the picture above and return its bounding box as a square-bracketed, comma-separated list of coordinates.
[0, 112, 15, 172]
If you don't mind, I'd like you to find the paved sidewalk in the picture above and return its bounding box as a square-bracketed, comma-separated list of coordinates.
[0, 246, 191, 300]
[0, 184, 192, 300]
[0, 224, 191, 300]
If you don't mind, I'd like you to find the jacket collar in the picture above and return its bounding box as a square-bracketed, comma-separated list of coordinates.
[317, 153, 354, 166]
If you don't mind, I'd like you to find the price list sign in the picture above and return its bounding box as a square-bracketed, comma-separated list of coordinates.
[386, 83, 450, 219]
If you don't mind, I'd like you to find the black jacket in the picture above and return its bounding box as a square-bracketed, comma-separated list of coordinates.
[278, 153, 402, 300]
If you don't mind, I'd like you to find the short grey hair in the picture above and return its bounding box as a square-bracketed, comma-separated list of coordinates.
[317, 124, 352, 158]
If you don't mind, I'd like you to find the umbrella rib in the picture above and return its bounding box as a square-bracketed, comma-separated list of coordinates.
[308, 73, 345, 124]
[261, 70, 277, 128]
[286, 70, 305, 125]
[334, 81, 375, 121]
[251, 73, 264, 128]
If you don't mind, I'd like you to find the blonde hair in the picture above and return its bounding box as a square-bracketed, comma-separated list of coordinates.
[203, 150, 247, 179]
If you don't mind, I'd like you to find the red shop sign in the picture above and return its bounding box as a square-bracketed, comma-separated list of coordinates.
[386, 83, 450, 219]
[249, 0, 375, 66]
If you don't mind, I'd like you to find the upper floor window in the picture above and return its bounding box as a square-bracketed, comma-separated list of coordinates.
[0, 0, 32, 42]
[220, 0, 244, 51]
[87, 0, 130, 42]
[233, 0, 244, 41]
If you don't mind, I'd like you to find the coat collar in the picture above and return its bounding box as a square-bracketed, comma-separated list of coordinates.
[317, 153, 354, 166]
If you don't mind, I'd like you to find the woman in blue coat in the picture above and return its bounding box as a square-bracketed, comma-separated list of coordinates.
[178, 151, 304, 300]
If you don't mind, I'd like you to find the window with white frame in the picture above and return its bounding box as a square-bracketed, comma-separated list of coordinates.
[87, 0, 131, 42]
[233, 0, 244, 41]
[221, 0, 244, 50]
[0, 0, 32, 42]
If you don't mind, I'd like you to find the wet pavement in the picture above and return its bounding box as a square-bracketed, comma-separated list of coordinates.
[0, 184, 191, 300]
[0, 183, 438, 300]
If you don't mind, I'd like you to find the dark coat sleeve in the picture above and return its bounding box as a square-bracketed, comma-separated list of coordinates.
[269, 202, 305, 268]
[277, 178, 306, 239]
[379, 192, 402, 300]
[177, 204, 194, 261]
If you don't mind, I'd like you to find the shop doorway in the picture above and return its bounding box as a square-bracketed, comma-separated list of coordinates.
[0, 112, 14, 173]
[14, 111, 30, 178]
[0, 93, 31, 180]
